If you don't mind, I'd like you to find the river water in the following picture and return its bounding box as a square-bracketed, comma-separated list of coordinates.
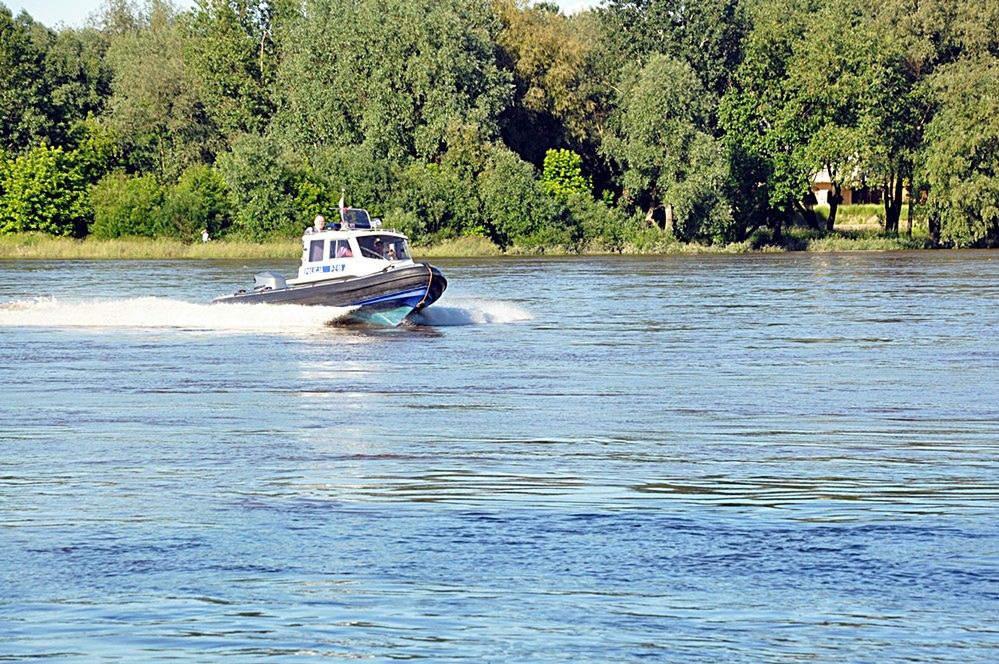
[1, 252, 997, 661]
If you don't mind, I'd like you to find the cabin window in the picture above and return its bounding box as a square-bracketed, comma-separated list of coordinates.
[309, 240, 324, 262]
[357, 235, 409, 261]
[387, 238, 410, 260]
[329, 239, 353, 259]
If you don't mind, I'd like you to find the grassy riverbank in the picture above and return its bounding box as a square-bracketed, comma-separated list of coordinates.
[0, 234, 301, 260]
[0, 224, 932, 260]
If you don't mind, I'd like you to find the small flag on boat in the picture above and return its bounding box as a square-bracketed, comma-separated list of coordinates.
[338, 190, 346, 223]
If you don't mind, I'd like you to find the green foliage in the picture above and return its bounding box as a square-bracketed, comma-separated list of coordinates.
[158, 164, 232, 240]
[105, 0, 219, 179]
[718, 0, 819, 239]
[604, 0, 747, 99]
[478, 146, 575, 250]
[605, 55, 733, 243]
[4, 0, 999, 255]
[215, 133, 300, 240]
[393, 161, 481, 242]
[0, 145, 90, 237]
[43, 27, 113, 141]
[565, 193, 637, 252]
[309, 142, 398, 220]
[90, 164, 230, 241]
[186, 0, 279, 140]
[272, 0, 510, 164]
[66, 115, 121, 183]
[922, 57, 999, 247]
[541, 148, 591, 201]
[0, 7, 55, 150]
[494, 0, 610, 162]
[89, 172, 165, 238]
[379, 207, 425, 242]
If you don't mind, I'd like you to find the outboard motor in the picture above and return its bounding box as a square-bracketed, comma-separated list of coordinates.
[253, 271, 287, 291]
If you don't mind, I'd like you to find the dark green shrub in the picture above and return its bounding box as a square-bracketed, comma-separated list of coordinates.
[478, 146, 576, 249]
[392, 161, 483, 243]
[309, 143, 398, 220]
[216, 133, 300, 240]
[157, 165, 231, 240]
[566, 193, 637, 251]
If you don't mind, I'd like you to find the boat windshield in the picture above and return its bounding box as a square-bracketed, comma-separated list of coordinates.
[357, 235, 410, 261]
[343, 208, 371, 229]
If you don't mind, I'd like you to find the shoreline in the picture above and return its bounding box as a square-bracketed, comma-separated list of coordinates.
[0, 230, 937, 260]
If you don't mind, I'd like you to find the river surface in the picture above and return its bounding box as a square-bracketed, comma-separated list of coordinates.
[1, 252, 997, 661]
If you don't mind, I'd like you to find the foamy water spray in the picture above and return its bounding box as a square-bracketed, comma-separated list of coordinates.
[0, 297, 355, 334]
[409, 299, 533, 326]
[0, 297, 532, 332]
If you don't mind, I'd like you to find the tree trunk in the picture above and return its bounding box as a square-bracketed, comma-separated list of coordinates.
[771, 213, 784, 245]
[795, 199, 818, 229]
[906, 196, 914, 238]
[883, 175, 903, 236]
[827, 185, 842, 233]
[929, 212, 941, 247]
[890, 176, 904, 235]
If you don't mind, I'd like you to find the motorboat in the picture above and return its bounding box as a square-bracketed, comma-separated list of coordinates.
[214, 208, 447, 326]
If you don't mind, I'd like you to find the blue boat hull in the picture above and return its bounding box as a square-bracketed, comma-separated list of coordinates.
[214, 263, 447, 326]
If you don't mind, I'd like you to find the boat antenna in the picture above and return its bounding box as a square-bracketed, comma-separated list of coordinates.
[338, 188, 347, 224]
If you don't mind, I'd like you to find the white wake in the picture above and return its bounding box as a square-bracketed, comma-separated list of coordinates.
[0, 296, 532, 332]
[409, 299, 533, 326]
[0, 297, 356, 334]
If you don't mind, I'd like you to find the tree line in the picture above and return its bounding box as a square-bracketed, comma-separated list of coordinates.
[1, 0, 997, 249]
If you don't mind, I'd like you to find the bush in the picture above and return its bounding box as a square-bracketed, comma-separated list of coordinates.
[157, 165, 231, 241]
[0, 145, 91, 237]
[89, 172, 165, 239]
[478, 146, 577, 249]
[567, 194, 637, 251]
[216, 134, 301, 240]
[392, 161, 484, 242]
[379, 207, 425, 241]
[309, 143, 398, 220]
[541, 149, 592, 201]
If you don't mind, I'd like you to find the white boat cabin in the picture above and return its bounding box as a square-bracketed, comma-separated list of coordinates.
[288, 208, 414, 285]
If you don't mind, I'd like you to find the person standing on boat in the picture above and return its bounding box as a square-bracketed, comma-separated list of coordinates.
[314, 214, 326, 231]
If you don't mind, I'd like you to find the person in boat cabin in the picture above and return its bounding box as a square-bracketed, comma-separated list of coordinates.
[386, 245, 397, 260]
[336, 240, 352, 258]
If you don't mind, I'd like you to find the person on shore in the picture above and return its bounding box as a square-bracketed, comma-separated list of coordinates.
[201, 228, 209, 243]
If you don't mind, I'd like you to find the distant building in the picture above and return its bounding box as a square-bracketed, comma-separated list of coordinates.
[811, 167, 884, 205]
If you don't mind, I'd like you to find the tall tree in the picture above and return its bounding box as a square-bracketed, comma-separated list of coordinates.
[105, 0, 218, 179]
[186, 0, 292, 141]
[0, 8, 54, 150]
[718, 0, 818, 242]
[493, 0, 608, 165]
[272, 0, 511, 163]
[0, 145, 91, 236]
[921, 56, 999, 247]
[785, 0, 868, 232]
[604, 55, 732, 243]
[603, 0, 746, 101]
